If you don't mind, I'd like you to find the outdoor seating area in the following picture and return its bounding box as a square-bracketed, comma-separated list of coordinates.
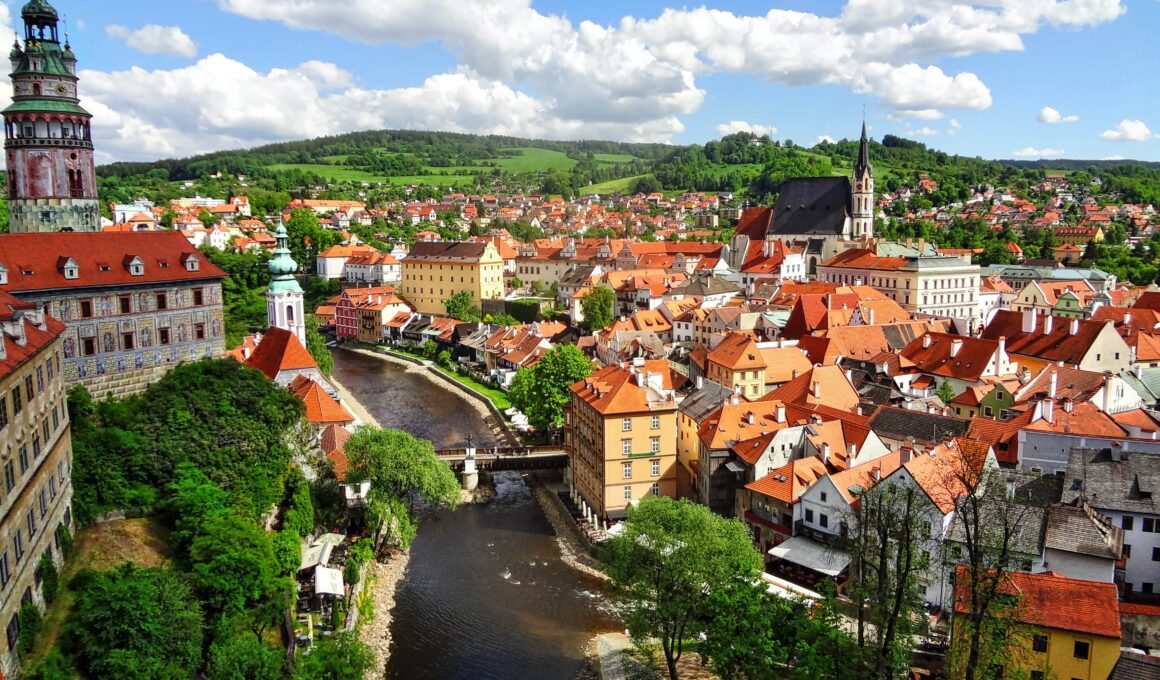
[294, 533, 355, 647]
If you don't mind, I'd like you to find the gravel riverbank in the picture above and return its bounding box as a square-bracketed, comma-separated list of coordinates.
[358, 547, 411, 677]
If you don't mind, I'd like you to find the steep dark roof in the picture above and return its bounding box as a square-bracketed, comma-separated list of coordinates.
[768, 177, 852, 237]
[405, 241, 490, 260]
[867, 405, 969, 444]
[1111, 652, 1160, 680]
[678, 379, 736, 423]
[1067, 447, 1160, 515]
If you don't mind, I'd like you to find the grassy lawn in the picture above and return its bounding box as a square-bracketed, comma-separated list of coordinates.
[384, 346, 513, 410]
[387, 174, 479, 187]
[594, 153, 637, 164]
[581, 174, 650, 194]
[494, 147, 578, 173]
[27, 518, 172, 670]
[266, 163, 392, 183]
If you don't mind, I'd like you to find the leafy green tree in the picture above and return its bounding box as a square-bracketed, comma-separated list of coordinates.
[205, 634, 285, 680]
[291, 632, 375, 680]
[17, 602, 41, 655]
[580, 285, 616, 332]
[343, 426, 461, 550]
[701, 577, 798, 679]
[272, 530, 303, 577]
[38, 553, 59, 604]
[188, 512, 282, 614]
[68, 564, 204, 680]
[507, 345, 593, 431]
[483, 313, 520, 327]
[606, 497, 763, 680]
[937, 380, 957, 406]
[444, 290, 482, 322]
[306, 315, 334, 375]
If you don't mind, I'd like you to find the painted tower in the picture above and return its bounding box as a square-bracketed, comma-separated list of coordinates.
[851, 121, 875, 239]
[267, 223, 306, 345]
[4, 0, 100, 233]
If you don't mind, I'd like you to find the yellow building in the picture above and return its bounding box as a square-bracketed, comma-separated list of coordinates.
[565, 360, 680, 522]
[400, 241, 504, 316]
[953, 569, 1121, 680]
[0, 292, 74, 678]
[705, 332, 766, 400]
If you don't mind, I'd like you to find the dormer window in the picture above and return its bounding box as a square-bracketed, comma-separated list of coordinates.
[0, 264, 6, 285]
[184, 254, 199, 272]
[125, 256, 145, 276]
[58, 257, 79, 280]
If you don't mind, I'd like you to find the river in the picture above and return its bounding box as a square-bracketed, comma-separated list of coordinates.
[331, 349, 619, 679]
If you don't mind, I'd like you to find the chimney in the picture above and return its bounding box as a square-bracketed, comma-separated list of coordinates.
[776, 404, 786, 423]
[1102, 371, 1113, 413]
[730, 392, 740, 406]
[822, 443, 830, 464]
[0, 335, 5, 362]
[872, 467, 882, 481]
[1062, 398, 1074, 413]
[950, 338, 963, 358]
[918, 237, 925, 253]
[868, 307, 876, 326]
[1125, 311, 1132, 326]
[746, 412, 756, 425]
[847, 442, 857, 458]
[1043, 314, 1053, 335]
[811, 380, 821, 399]
[900, 445, 914, 464]
[695, 375, 704, 390]
[997, 335, 1007, 361]
[1069, 318, 1079, 336]
[1037, 396, 1055, 425]
[1022, 308, 1038, 334]
[923, 334, 932, 348]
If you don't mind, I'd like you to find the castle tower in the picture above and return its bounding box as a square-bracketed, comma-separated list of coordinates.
[267, 224, 306, 345]
[4, 0, 100, 233]
[851, 121, 875, 239]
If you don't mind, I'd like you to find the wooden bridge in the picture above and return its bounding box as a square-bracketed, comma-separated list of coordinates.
[435, 445, 569, 471]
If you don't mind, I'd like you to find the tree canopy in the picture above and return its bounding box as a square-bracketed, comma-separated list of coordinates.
[444, 290, 482, 322]
[579, 285, 615, 332]
[507, 344, 592, 431]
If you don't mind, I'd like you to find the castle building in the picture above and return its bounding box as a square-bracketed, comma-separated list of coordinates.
[4, 0, 100, 233]
[0, 231, 228, 398]
[266, 224, 306, 346]
[0, 291, 73, 677]
[728, 122, 876, 278]
[400, 241, 505, 316]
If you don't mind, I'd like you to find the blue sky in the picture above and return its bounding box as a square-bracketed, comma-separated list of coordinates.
[9, 0, 1159, 163]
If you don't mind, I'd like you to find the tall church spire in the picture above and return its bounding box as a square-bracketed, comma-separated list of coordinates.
[4, 0, 100, 233]
[851, 118, 874, 240]
[855, 119, 872, 179]
[267, 223, 306, 345]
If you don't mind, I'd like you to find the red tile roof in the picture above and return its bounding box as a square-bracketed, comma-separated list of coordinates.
[0, 291, 65, 381]
[900, 333, 1003, 383]
[288, 375, 354, 425]
[244, 327, 318, 380]
[0, 231, 226, 292]
[954, 567, 1121, 639]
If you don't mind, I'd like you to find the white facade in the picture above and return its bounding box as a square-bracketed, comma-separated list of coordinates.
[267, 289, 306, 346]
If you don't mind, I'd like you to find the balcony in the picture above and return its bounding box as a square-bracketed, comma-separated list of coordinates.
[743, 510, 790, 536]
[794, 519, 849, 546]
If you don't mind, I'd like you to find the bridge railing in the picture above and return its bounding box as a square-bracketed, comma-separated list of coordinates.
[435, 445, 565, 458]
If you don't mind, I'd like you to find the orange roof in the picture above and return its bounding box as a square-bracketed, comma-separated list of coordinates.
[953, 568, 1121, 639]
[571, 361, 678, 416]
[759, 346, 813, 384]
[244, 327, 318, 379]
[320, 424, 352, 481]
[0, 292, 65, 381]
[288, 375, 354, 425]
[746, 456, 829, 504]
[760, 365, 860, 412]
[707, 332, 765, 371]
[900, 333, 1003, 383]
[699, 400, 791, 451]
[827, 450, 906, 504]
[901, 438, 991, 514]
[819, 248, 910, 271]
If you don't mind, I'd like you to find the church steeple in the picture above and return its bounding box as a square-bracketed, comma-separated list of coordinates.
[851, 118, 874, 239]
[4, 0, 100, 233]
[267, 223, 306, 344]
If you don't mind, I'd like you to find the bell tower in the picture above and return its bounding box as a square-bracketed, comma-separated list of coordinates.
[851, 120, 875, 239]
[4, 0, 100, 233]
[267, 223, 306, 345]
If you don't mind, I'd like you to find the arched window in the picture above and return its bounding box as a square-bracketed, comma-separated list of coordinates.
[286, 305, 295, 323]
[31, 83, 40, 96]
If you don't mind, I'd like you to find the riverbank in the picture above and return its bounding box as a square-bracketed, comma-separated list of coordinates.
[338, 346, 516, 446]
[359, 546, 411, 677]
[530, 474, 608, 582]
[330, 373, 381, 428]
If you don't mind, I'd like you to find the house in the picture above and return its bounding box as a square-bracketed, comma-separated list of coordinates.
[400, 241, 505, 316]
[566, 360, 681, 523]
[817, 248, 982, 322]
[981, 309, 1131, 374]
[739, 456, 830, 558]
[952, 569, 1121, 680]
[315, 243, 379, 280]
[288, 375, 354, 427]
[676, 378, 737, 501]
[243, 327, 334, 393]
[897, 332, 1017, 393]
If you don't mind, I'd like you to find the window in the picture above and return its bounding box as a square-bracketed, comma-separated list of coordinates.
[0, 552, 8, 588]
[651, 483, 660, 497]
[4, 462, 12, 493]
[18, 445, 28, 475]
[26, 508, 36, 538]
[156, 293, 168, 310]
[1124, 544, 1132, 558]
[6, 614, 17, 653]
[623, 486, 632, 501]
[1145, 583, 1155, 594]
[195, 323, 206, 340]
[651, 459, 660, 476]
[48, 475, 55, 499]
[623, 463, 632, 480]
[820, 514, 829, 528]
[820, 492, 828, 502]
[80, 299, 93, 318]
[805, 509, 814, 523]
[1153, 547, 1160, 562]
[1029, 673, 1044, 680]
[23, 375, 33, 402]
[622, 418, 632, 432]
[119, 295, 131, 314]
[38, 489, 46, 518]
[35, 366, 43, 393]
[13, 530, 22, 562]
[0, 396, 6, 431]
[1145, 518, 1156, 533]
[51, 406, 58, 432]
[1073, 641, 1089, 660]
[622, 440, 632, 455]
[1032, 635, 1047, 653]
[650, 437, 660, 453]
[651, 415, 660, 430]
[122, 332, 135, 351]
[193, 288, 204, 306]
[32, 434, 39, 458]
[1123, 516, 1135, 531]
[159, 328, 171, 345]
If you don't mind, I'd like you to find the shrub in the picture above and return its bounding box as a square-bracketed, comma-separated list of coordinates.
[38, 553, 58, 605]
[17, 601, 42, 655]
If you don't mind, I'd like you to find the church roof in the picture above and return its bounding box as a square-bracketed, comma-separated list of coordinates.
[244, 327, 318, 380]
[768, 177, 853, 237]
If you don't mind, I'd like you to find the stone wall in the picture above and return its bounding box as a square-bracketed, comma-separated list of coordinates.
[8, 197, 101, 233]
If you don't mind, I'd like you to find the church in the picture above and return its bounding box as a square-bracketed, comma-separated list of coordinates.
[728, 123, 875, 278]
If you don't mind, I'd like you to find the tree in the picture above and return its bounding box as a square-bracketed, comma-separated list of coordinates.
[701, 577, 799, 679]
[937, 380, 957, 406]
[187, 512, 283, 614]
[606, 497, 763, 680]
[444, 290, 481, 322]
[580, 285, 615, 332]
[38, 552, 59, 604]
[306, 315, 334, 375]
[507, 345, 592, 431]
[205, 634, 284, 680]
[67, 564, 204, 680]
[291, 632, 375, 680]
[17, 601, 41, 655]
[343, 426, 461, 550]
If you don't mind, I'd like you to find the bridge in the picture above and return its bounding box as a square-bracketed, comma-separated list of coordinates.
[435, 445, 569, 471]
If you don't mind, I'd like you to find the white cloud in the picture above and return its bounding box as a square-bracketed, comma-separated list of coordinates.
[948, 118, 962, 135]
[106, 24, 198, 58]
[295, 61, 355, 90]
[1101, 119, 1158, 142]
[715, 120, 776, 137]
[817, 135, 836, 144]
[910, 126, 939, 137]
[1102, 155, 1125, 161]
[891, 109, 944, 120]
[1038, 106, 1078, 124]
[1011, 146, 1065, 159]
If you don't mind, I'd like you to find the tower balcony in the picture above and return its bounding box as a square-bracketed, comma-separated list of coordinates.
[5, 136, 92, 149]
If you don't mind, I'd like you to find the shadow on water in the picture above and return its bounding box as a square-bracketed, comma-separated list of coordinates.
[330, 351, 619, 679]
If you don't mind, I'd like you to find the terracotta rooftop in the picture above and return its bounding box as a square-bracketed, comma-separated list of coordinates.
[953, 567, 1121, 639]
[244, 327, 318, 380]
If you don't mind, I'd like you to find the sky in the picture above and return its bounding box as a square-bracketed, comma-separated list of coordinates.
[5, 0, 1160, 164]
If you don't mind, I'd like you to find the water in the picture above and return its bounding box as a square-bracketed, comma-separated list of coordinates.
[331, 350, 619, 679]
[330, 348, 493, 449]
